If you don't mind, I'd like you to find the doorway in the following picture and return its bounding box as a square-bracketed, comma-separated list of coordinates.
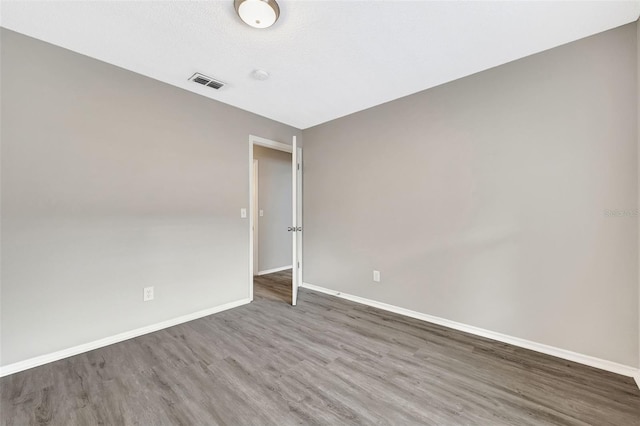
[249, 135, 302, 305]
[253, 146, 291, 276]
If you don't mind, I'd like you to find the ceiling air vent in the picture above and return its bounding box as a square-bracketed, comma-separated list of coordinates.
[188, 73, 225, 90]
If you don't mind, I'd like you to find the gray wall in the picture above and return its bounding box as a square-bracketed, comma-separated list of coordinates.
[0, 29, 300, 366]
[303, 23, 639, 367]
[253, 146, 292, 272]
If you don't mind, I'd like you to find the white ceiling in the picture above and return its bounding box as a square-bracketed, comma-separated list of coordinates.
[1, 1, 639, 129]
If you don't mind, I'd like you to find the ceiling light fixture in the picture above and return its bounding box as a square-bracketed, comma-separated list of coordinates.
[234, 0, 280, 29]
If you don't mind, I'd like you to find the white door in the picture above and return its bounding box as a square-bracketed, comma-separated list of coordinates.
[252, 159, 259, 274]
[291, 136, 303, 305]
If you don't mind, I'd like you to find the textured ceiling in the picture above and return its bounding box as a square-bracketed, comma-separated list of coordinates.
[1, 1, 639, 129]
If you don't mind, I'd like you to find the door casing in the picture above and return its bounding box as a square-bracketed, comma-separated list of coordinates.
[248, 135, 301, 303]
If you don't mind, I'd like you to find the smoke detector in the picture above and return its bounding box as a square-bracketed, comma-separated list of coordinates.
[252, 69, 270, 81]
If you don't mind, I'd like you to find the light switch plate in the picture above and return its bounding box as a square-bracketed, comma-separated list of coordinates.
[373, 270, 381, 282]
[143, 286, 154, 301]
[240, 208, 247, 218]
[259, 209, 264, 217]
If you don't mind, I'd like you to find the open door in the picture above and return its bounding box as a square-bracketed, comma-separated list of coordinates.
[249, 134, 299, 303]
[292, 136, 302, 305]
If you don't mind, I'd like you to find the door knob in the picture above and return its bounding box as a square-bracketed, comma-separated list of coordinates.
[296, 227, 302, 232]
[287, 227, 293, 232]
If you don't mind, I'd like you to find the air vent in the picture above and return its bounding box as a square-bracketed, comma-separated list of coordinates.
[189, 73, 225, 90]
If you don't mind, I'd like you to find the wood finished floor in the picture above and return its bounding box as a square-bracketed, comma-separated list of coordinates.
[1, 270, 639, 425]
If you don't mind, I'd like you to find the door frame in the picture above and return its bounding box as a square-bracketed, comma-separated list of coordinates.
[248, 135, 294, 301]
[252, 159, 259, 275]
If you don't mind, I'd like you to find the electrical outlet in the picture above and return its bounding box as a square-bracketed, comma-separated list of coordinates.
[143, 286, 154, 302]
[373, 270, 381, 282]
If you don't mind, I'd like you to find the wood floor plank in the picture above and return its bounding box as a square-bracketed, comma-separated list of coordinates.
[2, 269, 639, 425]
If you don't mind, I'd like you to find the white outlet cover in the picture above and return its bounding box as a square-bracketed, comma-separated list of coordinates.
[143, 286, 154, 302]
[373, 270, 381, 282]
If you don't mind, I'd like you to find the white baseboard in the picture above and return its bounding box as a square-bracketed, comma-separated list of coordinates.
[301, 282, 640, 383]
[0, 298, 251, 378]
[256, 265, 292, 276]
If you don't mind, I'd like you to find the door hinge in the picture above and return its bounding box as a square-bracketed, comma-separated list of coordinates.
[297, 163, 300, 170]
[297, 262, 300, 268]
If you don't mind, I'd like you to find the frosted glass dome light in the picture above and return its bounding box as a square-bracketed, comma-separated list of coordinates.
[234, 0, 280, 29]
